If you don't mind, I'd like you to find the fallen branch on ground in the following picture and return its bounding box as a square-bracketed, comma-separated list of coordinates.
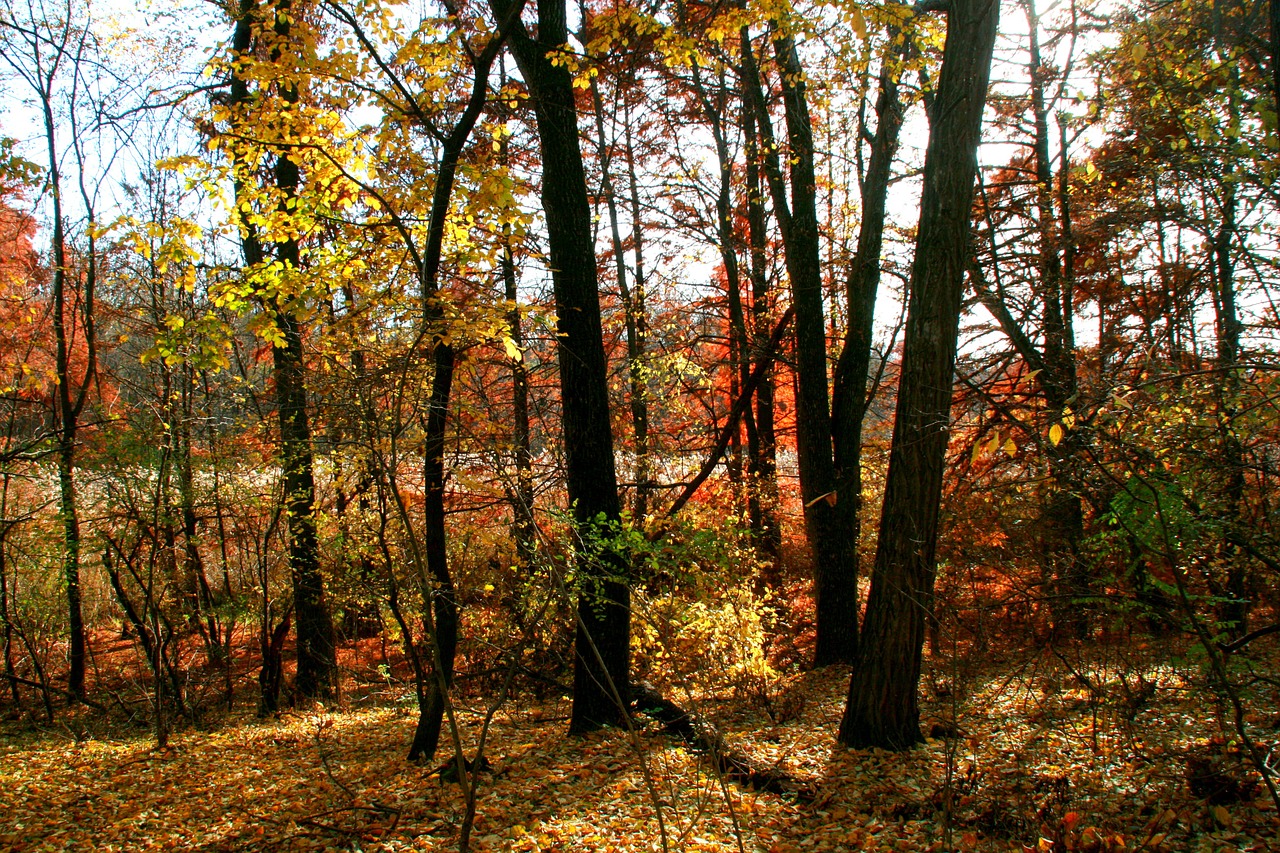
[630, 681, 814, 801]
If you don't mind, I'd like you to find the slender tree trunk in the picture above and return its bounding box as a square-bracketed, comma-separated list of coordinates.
[0, 520, 18, 708]
[1023, 0, 1087, 638]
[620, 110, 652, 519]
[271, 304, 337, 701]
[272, 4, 338, 701]
[43, 85, 88, 702]
[1213, 177, 1247, 634]
[740, 78, 781, 559]
[589, 80, 651, 520]
[840, 0, 999, 750]
[227, 0, 337, 703]
[395, 14, 514, 760]
[829, 30, 908, 658]
[495, 0, 630, 731]
[407, 341, 458, 761]
[503, 229, 537, 565]
[688, 63, 755, 525]
[1271, 0, 1280, 110]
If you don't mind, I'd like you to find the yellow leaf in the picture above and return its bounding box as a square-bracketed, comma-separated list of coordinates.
[1049, 423, 1064, 446]
[1003, 438, 1017, 455]
[849, 7, 866, 40]
[503, 336, 523, 362]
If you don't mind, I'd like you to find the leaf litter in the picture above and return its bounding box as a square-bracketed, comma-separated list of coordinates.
[1, 645, 1276, 852]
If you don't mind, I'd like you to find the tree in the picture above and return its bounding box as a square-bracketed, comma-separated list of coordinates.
[969, 0, 1093, 637]
[490, 0, 631, 731]
[222, 0, 337, 705]
[840, 0, 1000, 750]
[0, 0, 101, 701]
[316, 0, 525, 762]
[1082, 0, 1277, 634]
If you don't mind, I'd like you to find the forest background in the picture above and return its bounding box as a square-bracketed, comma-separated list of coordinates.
[0, 0, 1279, 850]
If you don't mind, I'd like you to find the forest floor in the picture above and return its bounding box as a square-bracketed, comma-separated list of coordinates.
[1, 633, 1278, 852]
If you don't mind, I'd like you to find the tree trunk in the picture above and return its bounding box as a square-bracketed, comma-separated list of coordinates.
[740, 77, 781, 560]
[829, 29, 908, 658]
[43, 78, 89, 702]
[226, 0, 338, 703]
[495, 0, 630, 731]
[503, 229, 537, 566]
[408, 341, 458, 761]
[769, 26, 859, 666]
[840, 0, 999, 750]
[1024, 0, 1086, 638]
[589, 79, 651, 520]
[272, 1, 338, 701]
[272, 304, 337, 701]
[1213, 177, 1247, 635]
[1271, 0, 1280, 108]
[1, 520, 18, 708]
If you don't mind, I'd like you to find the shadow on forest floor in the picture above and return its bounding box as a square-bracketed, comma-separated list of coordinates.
[1, 638, 1277, 851]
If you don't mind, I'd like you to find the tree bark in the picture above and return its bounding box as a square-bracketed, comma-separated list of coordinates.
[740, 78, 781, 559]
[503, 228, 537, 566]
[40, 60, 93, 702]
[227, 0, 338, 703]
[840, 0, 999, 750]
[829, 27, 908, 661]
[271, 1, 338, 703]
[589, 78, 651, 520]
[492, 0, 630, 732]
[768, 26, 859, 666]
[1023, 0, 1086, 638]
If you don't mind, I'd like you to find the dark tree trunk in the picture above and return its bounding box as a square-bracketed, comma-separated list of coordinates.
[589, 81, 651, 520]
[503, 230, 537, 566]
[272, 3, 338, 702]
[43, 83, 91, 702]
[1213, 179, 1247, 635]
[495, 0, 630, 732]
[769, 27, 859, 666]
[1272, 0, 1280, 108]
[227, 0, 338, 704]
[258, 610, 291, 716]
[688, 62, 756, 525]
[1023, 0, 1086, 638]
[840, 0, 999, 750]
[739, 78, 781, 559]
[396, 15, 513, 761]
[408, 342, 458, 762]
[271, 304, 338, 701]
[829, 30, 908, 659]
[0, 521, 19, 708]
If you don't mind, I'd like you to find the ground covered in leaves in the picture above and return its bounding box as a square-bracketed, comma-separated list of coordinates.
[2, 642, 1277, 852]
